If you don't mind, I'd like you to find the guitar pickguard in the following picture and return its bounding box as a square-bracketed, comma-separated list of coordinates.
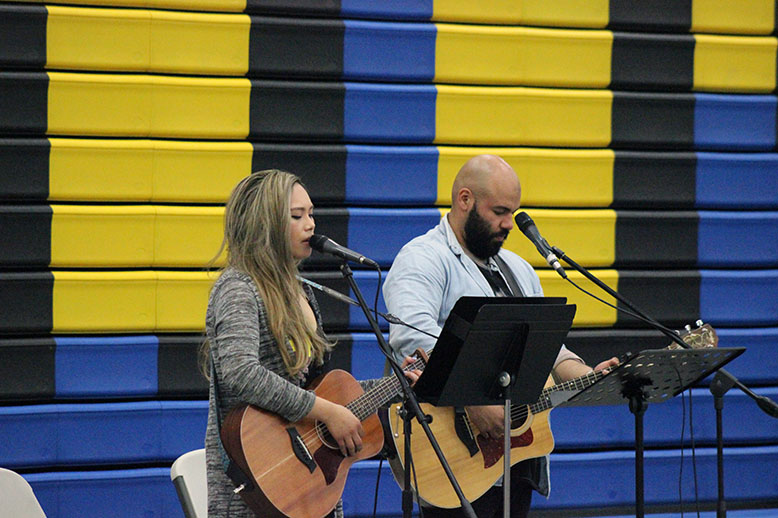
[477, 429, 534, 469]
[313, 447, 344, 485]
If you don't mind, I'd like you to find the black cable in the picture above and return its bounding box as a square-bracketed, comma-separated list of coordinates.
[373, 457, 383, 518]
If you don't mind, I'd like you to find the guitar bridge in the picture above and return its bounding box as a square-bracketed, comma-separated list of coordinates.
[287, 427, 316, 473]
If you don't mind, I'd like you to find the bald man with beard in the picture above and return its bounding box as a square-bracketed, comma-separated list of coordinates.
[383, 154, 617, 518]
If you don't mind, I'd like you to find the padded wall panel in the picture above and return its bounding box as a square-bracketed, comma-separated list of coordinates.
[54, 336, 158, 398]
[344, 20, 434, 81]
[611, 92, 695, 149]
[535, 447, 778, 509]
[250, 16, 343, 78]
[0, 4, 46, 68]
[0, 401, 206, 468]
[612, 151, 697, 208]
[611, 33, 694, 91]
[694, 93, 777, 150]
[0, 205, 51, 266]
[553, 387, 778, 449]
[0, 338, 55, 401]
[250, 80, 344, 141]
[0, 273, 53, 333]
[0, 139, 50, 200]
[615, 211, 699, 267]
[27, 468, 183, 518]
[0, 72, 47, 134]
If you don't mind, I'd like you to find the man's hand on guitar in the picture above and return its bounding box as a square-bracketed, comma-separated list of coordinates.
[594, 357, 620, 374]
[465, 405, 505, 440]
[400, 355, 423, 386]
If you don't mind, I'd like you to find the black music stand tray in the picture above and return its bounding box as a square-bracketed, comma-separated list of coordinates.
[560, 347, 746, 518]
[412, 296, 576, 518]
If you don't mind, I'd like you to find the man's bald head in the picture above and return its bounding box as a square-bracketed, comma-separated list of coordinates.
[451, 154, 521, 215]
[447, 155, 522, 261]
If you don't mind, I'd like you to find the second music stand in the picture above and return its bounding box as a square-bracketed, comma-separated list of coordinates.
[561, 346, 745, 518]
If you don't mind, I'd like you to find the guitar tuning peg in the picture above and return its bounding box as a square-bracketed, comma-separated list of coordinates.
[685, 324, 692, 332]
[696, 319, 704, 327]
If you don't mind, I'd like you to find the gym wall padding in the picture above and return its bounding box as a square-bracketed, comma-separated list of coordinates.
[1, 2, 778, 517]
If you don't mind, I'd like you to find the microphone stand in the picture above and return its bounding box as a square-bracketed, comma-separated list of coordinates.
[336, 262, 477, 518]
[550, 245, 778, 517]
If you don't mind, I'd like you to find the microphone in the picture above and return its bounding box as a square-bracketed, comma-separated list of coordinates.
[514, 212, 567, 279]
[309, 234, 379, 268]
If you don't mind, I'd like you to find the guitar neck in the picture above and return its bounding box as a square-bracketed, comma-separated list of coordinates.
[530, 370, 606, 414]
[346, 358, 424, 421]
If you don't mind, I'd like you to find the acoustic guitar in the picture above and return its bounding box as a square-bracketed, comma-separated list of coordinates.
[220, 354, 426, 518]
[385, 323, 718, 508]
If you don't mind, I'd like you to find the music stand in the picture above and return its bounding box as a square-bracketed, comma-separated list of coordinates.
[560, 347, 746, 518]
[412, 296, 576, 518]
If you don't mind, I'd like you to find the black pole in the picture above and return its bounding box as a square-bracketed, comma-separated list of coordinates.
[629, 396, 647, 518]
[337, 263, 476, 518]
[710, 371, 736, 518]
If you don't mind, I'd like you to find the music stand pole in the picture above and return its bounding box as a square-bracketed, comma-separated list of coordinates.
[710, 371, 736, 518]
[337, 263, 477, 518]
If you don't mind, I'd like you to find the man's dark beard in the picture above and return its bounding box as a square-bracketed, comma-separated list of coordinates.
[463, 203, 509, 260]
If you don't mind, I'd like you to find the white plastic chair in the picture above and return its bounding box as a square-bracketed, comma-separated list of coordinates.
[171, 449, 207, 518]
[0, 467, 47, 518]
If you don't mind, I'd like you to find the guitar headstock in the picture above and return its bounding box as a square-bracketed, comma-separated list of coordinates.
[668, 321, 718, 350]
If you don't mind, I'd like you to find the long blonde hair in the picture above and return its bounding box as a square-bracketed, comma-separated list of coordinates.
[205, 169, 332, 377]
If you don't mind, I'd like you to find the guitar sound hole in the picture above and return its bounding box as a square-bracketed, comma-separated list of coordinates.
[511, 405, 530, 430]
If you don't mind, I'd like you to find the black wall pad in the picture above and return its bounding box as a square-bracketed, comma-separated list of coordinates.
[0, 272, 53, 334]
[615, 210, 699, 267]
[0, 205, 52, 267]
[0, 4, 46, 69]
[0, 337, 56, 400]
[248, 17, 344, 78]
[0, 138, 50, 200]
[612, 151, 697, 208]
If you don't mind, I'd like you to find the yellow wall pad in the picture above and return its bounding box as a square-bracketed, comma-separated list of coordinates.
[435, 207, 617, 268]
[46, 6, 250, 75]
[6, 0, 245, 12]
[436, 147, 615, 208]
[538, 269, 619, 327]
[691, 0, 775, 35]
[51, 270, 215, 333]
[432, 0, 609, 28]
[435, 85, 613, 147]
[503, 209, 617, 268]
[48, 139, 253, 202]
[50, 205, 225, 267]
[47, 72, 251, 138]
[435, 24, 612, 87]
[694, 35, 778, 93]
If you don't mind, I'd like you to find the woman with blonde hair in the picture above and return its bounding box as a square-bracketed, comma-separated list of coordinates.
[202, 169, 418, 518]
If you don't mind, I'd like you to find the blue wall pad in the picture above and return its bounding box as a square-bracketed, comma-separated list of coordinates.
[535, 446, 778, 509]
[26, 468, 182, 518]
[347, 208, 441, 266]
[341, 0, 433, 20]
[694, 94, 777, 151]
[715, 327, 778, 385]
[551, 387, 778, 449]
[697, 211, 778, 267]
[0, 401, 206, 468]
[344, 83, 437, 142]
[55, 335, 159, 398]
[696, 153, 778, 209]
[345, 145, 439, 205]
[343, 20, 435, 81]
[700, 269, 778, 326]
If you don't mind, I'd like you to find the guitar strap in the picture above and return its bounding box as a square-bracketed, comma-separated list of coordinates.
[210, 349, 255, 490]
[493, 254, 525, 297]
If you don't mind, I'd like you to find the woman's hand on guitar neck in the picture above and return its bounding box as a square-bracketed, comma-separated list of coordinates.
[309, 398, 364, 457]
[400, 356, 423, 386]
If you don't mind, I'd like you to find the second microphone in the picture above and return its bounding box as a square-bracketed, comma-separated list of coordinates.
[309, 234, 380, 268]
